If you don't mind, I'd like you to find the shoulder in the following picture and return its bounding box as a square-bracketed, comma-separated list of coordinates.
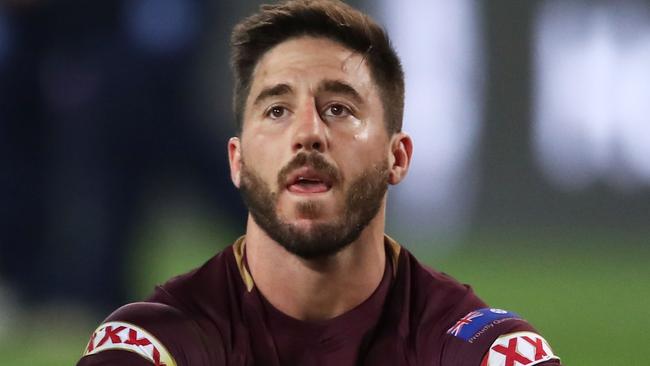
[77, 301, 222, 366]
[395, 247, 486, 328]
[76, 242, 247, 366]
[147, 242, 249, 342]
[392, 246, 561, 365]
[149, 240, 246, 311]
[440, 307, 562, 366]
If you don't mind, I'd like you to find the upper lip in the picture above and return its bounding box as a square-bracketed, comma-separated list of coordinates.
[286, 166, 333, 189]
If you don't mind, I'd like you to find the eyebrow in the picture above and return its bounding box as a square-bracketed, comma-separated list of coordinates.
[317, 79, 365, 106]
[251, 79, 365, 107]
[252, 83, 293, 107]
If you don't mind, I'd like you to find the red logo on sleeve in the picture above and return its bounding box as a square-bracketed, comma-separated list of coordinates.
[82, 321, 177, 366]
[480, 331, 559, 366]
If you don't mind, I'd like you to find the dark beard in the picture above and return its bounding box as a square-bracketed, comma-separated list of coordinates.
[239, 152, 389, 260]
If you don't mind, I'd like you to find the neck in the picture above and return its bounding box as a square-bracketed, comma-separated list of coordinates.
[244, 208, 387, 322]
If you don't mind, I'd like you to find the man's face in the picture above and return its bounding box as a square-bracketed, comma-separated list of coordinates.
[231, 36, 392, 259]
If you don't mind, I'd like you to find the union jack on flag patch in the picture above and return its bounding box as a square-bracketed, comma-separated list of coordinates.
[447, 308, 521, 341]
[447, 310, 483, 336]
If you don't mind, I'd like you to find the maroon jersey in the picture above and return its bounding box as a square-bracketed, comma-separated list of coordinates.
[77, 236, 561, 366]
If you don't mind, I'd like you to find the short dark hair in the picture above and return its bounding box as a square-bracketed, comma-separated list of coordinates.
[230, 0, 404, 134]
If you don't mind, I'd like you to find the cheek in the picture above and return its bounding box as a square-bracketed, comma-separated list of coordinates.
[353, 129, 369, 142]
[242, 146, 280, 188]
[334, 128, 388, 165]
[246, 135, 296, 188]
[335, 149, 377, 185]
[331, 110, 386, 144]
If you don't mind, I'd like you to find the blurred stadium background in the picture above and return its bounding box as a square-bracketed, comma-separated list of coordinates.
[1, 0, 649, 365]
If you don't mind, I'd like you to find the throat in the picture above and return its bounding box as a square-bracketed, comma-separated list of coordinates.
[254, 255, 390, 322]
[243, 221, 390, 322]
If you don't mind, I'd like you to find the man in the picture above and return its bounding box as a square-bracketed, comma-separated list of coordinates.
[78, 1, 562, 365]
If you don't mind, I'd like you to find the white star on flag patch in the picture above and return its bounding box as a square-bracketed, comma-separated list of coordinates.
[480, 331, 559, 366]
[82, 321, 176, 366]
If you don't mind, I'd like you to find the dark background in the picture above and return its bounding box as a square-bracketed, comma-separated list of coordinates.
[0, 1, 648, 365]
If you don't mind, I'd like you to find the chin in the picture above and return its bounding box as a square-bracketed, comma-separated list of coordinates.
[280, 197, 338, 221]
[288, 216, 331, 230]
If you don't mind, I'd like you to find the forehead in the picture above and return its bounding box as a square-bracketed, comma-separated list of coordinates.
[247, 36, 376, 100]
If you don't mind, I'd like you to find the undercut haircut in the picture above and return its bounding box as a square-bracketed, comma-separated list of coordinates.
[230, 0, 405, 134]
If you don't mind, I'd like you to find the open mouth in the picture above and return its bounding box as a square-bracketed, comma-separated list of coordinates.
[286, 168, 333, 194]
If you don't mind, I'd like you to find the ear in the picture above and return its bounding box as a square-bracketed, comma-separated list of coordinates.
[388, 132, 413, 185]
[228, 137, 242, 188]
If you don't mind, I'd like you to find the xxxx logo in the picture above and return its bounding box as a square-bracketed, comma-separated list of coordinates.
[480, 331, 559, 366]
[83, 321, 176, 366]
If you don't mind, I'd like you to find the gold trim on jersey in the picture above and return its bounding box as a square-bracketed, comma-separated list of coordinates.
[233, 234, 401, 290]
[384, 234, 401, 278]
[233, 236, 255, 292]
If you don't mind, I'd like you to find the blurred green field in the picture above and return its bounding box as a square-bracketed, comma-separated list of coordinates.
[427, 229, 650, 366]
[1, 216, 648, 365]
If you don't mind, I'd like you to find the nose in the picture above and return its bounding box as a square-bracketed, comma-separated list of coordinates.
[291, 100, 328, 153]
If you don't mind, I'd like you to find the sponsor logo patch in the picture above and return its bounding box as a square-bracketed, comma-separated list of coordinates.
[447, 308, 521, 342]
[480, 331, 559, 366]
[82, 321, 176, 366]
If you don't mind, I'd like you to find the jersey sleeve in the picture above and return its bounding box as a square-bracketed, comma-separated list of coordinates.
[441, 308, 562, 366]
[76, 302, 221, 366]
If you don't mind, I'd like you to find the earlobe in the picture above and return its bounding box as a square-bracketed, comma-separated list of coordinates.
[228, 137, 242, 188]
[388, 133, 413, 185]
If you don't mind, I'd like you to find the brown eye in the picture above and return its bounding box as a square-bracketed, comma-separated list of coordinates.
[323, 104, 351, 118]
[267, 106, 286, 119]
[330, 105, 343, 115]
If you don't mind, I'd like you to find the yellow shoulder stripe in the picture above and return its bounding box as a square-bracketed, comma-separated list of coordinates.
[233, 235, 255, 292]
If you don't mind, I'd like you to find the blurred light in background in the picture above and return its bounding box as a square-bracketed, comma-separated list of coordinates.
[123, 0, 200, 54]
[533, 0, 650, 191]
[377, 0, 484, 242]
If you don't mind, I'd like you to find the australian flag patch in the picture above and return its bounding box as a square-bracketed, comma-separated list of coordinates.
[446, 308, 521, 342]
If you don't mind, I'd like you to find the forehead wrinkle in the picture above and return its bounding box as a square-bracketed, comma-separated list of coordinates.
[338, 49, 376, 103]
[249, 38, 374, 110]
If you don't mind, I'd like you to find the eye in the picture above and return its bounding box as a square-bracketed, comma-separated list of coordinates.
[266, 105, 288, 119]
[323, 103, 352, 118]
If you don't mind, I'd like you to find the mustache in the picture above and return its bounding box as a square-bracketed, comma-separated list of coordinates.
[277, 152, 341, 187]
